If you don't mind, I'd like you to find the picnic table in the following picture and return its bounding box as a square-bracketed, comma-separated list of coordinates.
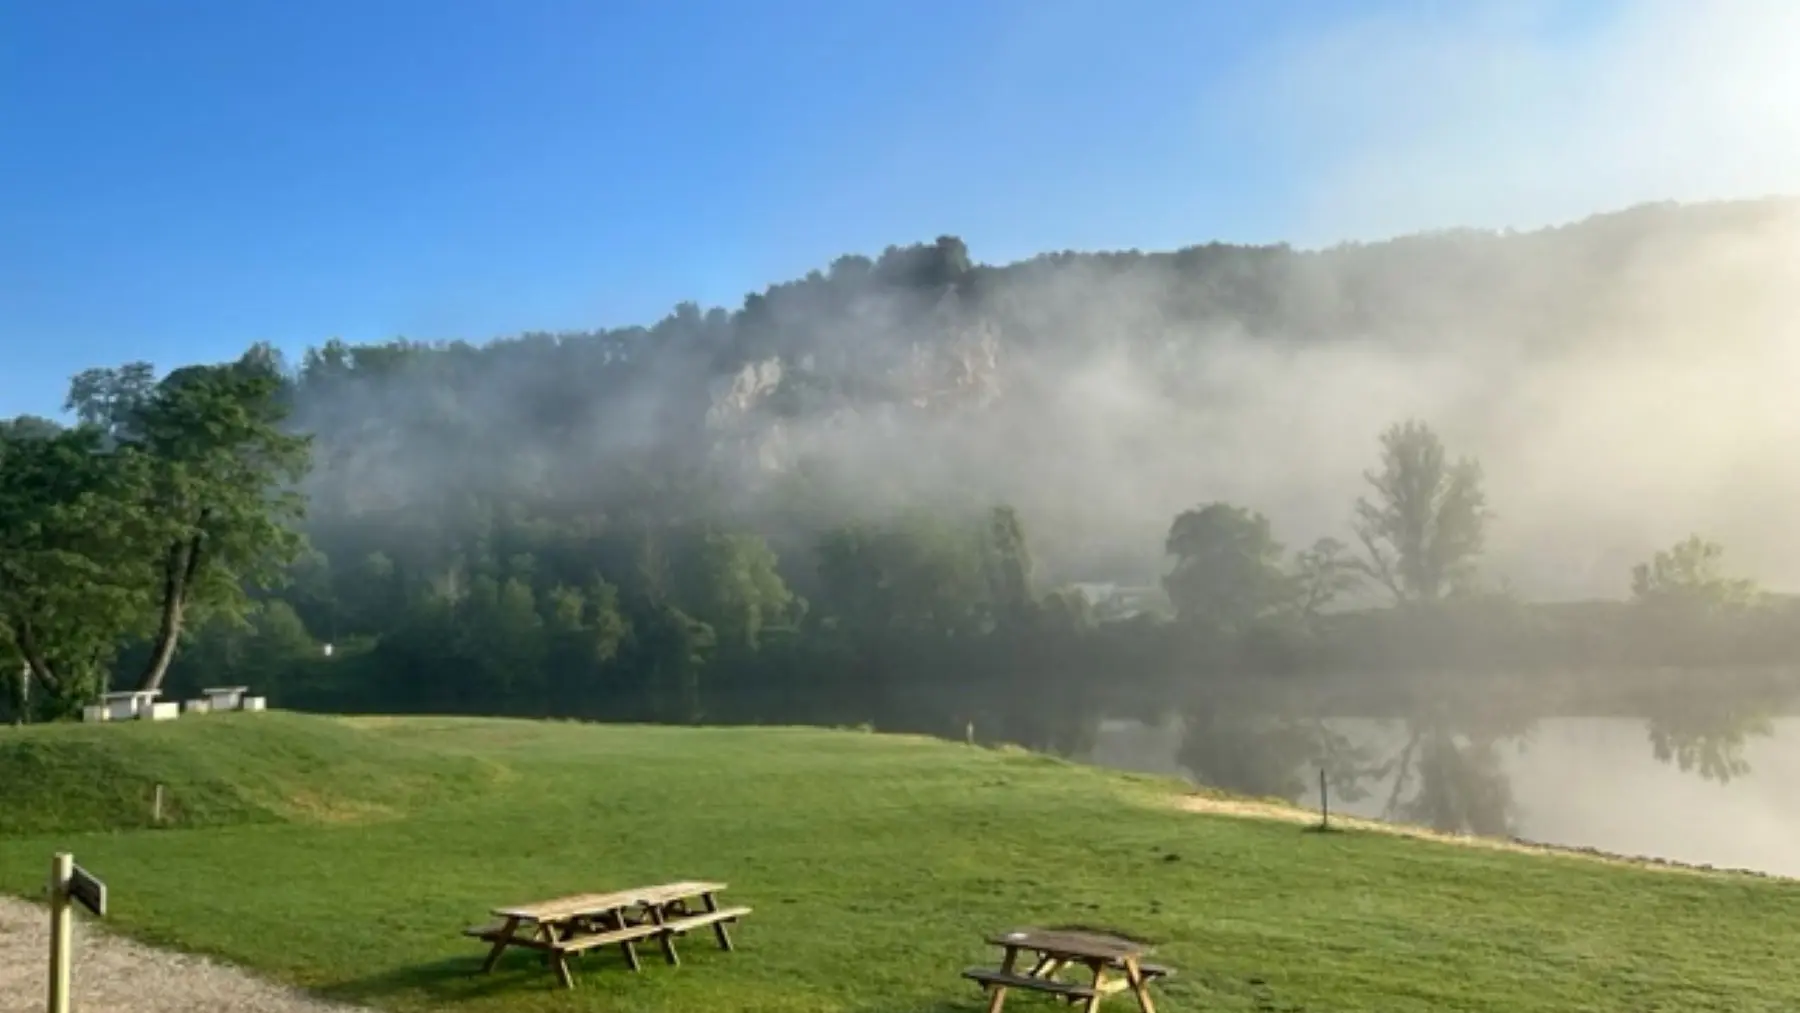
[463, 880, 749, 989]
[963, 928, 1171, 1013]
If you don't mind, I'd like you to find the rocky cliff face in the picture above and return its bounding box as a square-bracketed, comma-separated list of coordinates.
[701, 296, 1006, 478]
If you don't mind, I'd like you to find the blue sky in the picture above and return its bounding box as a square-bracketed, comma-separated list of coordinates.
[7, 0, 1782, 421]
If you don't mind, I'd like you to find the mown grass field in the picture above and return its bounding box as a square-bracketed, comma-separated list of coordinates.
[2, 712, 1799, 1011]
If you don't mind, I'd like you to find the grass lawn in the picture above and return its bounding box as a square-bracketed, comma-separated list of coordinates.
[3, 712, 1799, 1011]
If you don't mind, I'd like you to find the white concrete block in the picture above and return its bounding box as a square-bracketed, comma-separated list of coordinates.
[241, 696, 267, 712]
[183, 699, 211, 714]
[141, 702, 180, 721]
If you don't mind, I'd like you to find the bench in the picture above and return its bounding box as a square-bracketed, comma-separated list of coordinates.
[648, 904, 751, 963]
[462, 921, 664, 952]
[964, 967, 1098, 1001]
[466, 919, 668, 981]
[463, 923, 509, 942]
[663, 905, 751, 936]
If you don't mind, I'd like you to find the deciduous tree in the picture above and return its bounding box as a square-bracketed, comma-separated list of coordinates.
[66, 351, 313, 692]
[1352, 420, 1488, 604]
[1162, 502, 1293, 635]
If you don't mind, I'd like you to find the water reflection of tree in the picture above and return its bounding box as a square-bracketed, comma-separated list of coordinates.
[1176, 701, 1528, 836]
[1642, 687, 1777, 784]
[1173, 680, 1792, 839]
[1373, 697, 1537, 835]
[1176, 699, 1375, 804]
[1628, 538, 1783, 784]
[1386, 728, 1518, 836]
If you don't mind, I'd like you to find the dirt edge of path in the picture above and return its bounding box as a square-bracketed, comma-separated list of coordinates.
[1174, 791, 1791, 881]
[0, 895, 368, 1013]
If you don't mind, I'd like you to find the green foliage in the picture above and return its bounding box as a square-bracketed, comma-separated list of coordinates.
[1, 715, 1797, 1012]
[169, 601, 319, 699]
[0, 423, 158, 709]
[1632, 535, 1761, 610]
[980, 505, 1034, 623]
[1162, 502, 1293, 634]
[1353, 420, 1489, 603]
[1292, 536, 1362, 620]
[72, 351, 314, 691]
[2, 349, 314, 707]
[1628, 537, 1769, 667]
[674, 530, 795, 653]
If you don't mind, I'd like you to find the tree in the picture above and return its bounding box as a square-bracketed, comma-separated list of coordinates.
[66, 352, 313, 692]
[1162, 502, 1293, 635]
[0, 422, 158, 711]
[979, 505, 1034, 626]
[1352, 420, 1488, 604]
[1291, 536, 1362, 621]
[675, 530, 795, 654]
[1630, 535, 1760, 611]
[1627, 535, 1766, 667]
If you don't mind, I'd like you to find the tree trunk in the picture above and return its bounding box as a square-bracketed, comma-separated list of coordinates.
[11, 619, 63, 694]
[137, 535, 204, 692]
[1383, 726, 1422, 820]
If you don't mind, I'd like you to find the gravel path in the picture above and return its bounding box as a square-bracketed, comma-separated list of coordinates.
[0, 896, 368, 1013]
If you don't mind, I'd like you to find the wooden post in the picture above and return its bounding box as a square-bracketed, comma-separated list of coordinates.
[152, 784, 164, 825]
[47, 852, 72, 1013]
[1319, 768, 1329, 828]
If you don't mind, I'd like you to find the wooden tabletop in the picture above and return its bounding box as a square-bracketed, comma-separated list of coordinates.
[494, 881, 727, 922]
[987, 929, 1151, 962]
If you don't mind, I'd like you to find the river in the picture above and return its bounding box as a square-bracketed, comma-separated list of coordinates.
[1085, 715, 1800, 878]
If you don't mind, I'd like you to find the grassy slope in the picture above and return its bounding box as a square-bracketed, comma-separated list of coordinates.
[1, 715, 1797, 1012]
[0, 712, 500, 834]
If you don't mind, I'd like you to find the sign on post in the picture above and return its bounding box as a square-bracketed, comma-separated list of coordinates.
[68, 863, 106, 918]
[47, 852, 106, 1013]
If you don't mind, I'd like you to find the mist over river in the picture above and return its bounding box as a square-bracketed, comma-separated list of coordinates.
[1086, 715, 1800, 879]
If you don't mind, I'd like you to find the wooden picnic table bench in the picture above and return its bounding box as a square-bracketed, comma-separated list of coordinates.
[463, 880, 750, 989]
[963, 928, 1171, 1013]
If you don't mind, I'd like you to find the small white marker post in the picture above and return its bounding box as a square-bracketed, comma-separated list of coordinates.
[46, 852, 106, 1013]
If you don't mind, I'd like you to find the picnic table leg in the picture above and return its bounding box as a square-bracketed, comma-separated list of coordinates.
[1081, 961, 1106, 1013]
[1122, 957, 1157, 1013]
[649, 904, 681, 966]
[620, 937, 643, 972]
[701, 891, 735, 951]
[985, 945, 1021, 1013]
[552, 949, 576, 990]
[537, 923, 559, 968]
[481, 917, 520, 973]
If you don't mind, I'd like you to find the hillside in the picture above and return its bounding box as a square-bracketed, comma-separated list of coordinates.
[289, 196, 1800, 593]
[2, 712, 1798, 1012]
[0, 712, 499, 835]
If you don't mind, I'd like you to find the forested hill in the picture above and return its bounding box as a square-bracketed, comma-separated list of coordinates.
[292, 196, 1800, 596]
[8, 196, 1800, 837]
